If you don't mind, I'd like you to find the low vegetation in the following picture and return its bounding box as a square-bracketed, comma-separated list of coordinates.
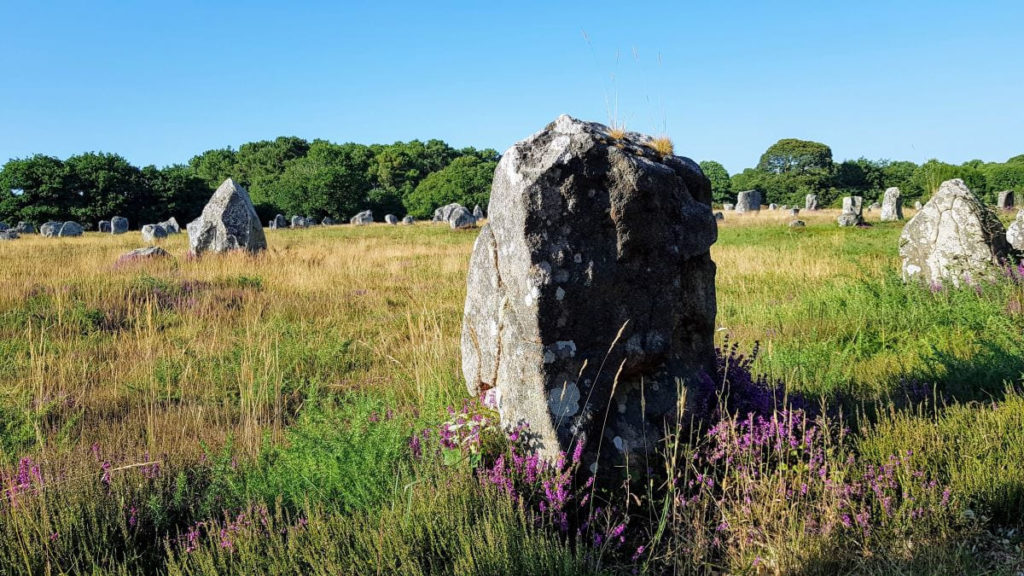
[1, 211, 1023, 574]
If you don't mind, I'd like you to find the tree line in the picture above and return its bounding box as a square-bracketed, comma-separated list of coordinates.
[700, 139, 1024, 208]
[2, 134, 1022, 228]
[0, 137, 498, 227]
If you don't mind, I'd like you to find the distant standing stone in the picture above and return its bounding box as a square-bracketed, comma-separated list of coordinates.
[111, 216, 129, 235]
[186, 178, 267, 255]
[789, 220, 806, 228]
[768, 203, 777, 210]
[0, 222, 7, 232]
[270, 214, 287, 229]
[40, 221, 61, 237]
[402, 215, 415, 225]
[58, 222, 83, 237]
[141, 224, 168, 243]
[914, 201, 923, 210]
[433, 203, 465, 223]
[98, 220, 112, 233]
[838, 196, 864, 227]
[790, 208, 800, 216]
[998, 190, 1015, 210]
[735, 190, 761, 213]
[290, 215, 306, 229]
[805, 194, 818, 211]
[473, 205, 485, 219]
[714, 211, 725, 220]
[350, 210, 374, 225]
[385, 214, 398, 225]
[15, 222, 34, 234]
[159, 217, 181, 234]
[880, 187, 903, 222]
[868, 202, 881, 212]
[322, 217, 336, 226]
[1006, 208, 1024, 251]
[448, 206, 477, 229]
[723, 203, 734, 211]
[900, 179, 1009, 286]
[0, 230, 19, 240]
[116, 246, 170, 265]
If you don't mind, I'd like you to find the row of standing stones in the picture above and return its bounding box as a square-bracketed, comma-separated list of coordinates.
[266, 204, 486, 230]
[458, 116, 1024, 473]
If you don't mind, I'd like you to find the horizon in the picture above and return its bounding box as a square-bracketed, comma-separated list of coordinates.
[1, 1, 1022, 174]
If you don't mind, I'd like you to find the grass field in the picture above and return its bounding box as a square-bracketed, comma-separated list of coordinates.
[1, 209, 1023, 574]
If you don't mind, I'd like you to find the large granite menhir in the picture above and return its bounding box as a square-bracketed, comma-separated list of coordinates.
[186, 178, 266, 255]
[461, 115, 718, 468]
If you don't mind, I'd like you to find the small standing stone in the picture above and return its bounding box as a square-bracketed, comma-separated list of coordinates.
[385, 214, 398, 225]
[433, 203, 465, 222]
[270, 214, 287, 229]
[350, 210, 374, 225]
[735, 190, 761, 213]
[714, 212, 725, 220]
[805, 194, 818, 211]
[15, 222, 34, 234]
[0, 230, 19, 240]
[790, 208, 800, 216]
[448, 206, 477, 229]
[141, 224, 168, 243]
[788, 220, 806, 228]
[111, 216, 129, 234]
[159, 217, 182, 234]
[880, 187, 904, 222]
[116, 246, 170, 265]
[768, 203, 777, 210]
[290, 216, 306, 229]
[473, 205, 485, 219]
[838, 196, 864, 227]
[914, 201, 923, 210]
[99, 220, 112, 233]
[322, 217, 336, 226]
[723, 203, 734, 211]
[998, 190, 1015, 210]
[402, 215, 415, 225]
[1006, 208, 1024, 251]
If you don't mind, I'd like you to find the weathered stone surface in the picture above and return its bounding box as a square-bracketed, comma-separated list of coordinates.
[15, 222, 34, 234]
[116, 246, 170, 265]
[290, 215, 306, 228]
[768, 203, 777, 210]
[868, 202, 881, 212]
[899, 179, 1010, 286]
[385, 214, 398, 225]
[0, 230, 19, 240]
[40, 221, 61, 237]
[789, 220, 806, 228]
[98, 220, 111, 233]
[880, 187, 904, 222]
[838, 196, 864, 227]
[402, 215, 415, 225]
[186, 178, 267, 255]
[1006, 209, 1024, 251]
[159, 217, 181, 234]
[723, 203, 734, 211]
[0, 222, 7, 232]
[461, 115, 718, 467]
[473, 205, 485, 219]
[735, 190, 761, 213]
[790, 208, 800, 216]
[433, 203, 465, 223]
[111, 216, 128, 234]
[142, 224, 168, 243]
[322, 217, 336, 226]
[58, 222, 83, 237]
[270, 214, 287, 229]
[914, 201, 923, 210]
[805, 194, 818, 211]
[714, 211, 725, 220]
[448, 206, 477, 229]
[998, 190, 1015, 210]
[350, 210, 373, 225]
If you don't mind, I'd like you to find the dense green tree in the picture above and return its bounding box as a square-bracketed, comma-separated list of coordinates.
[188, 148, 237, 190]
[1007, 154, 1024, 164]
[143, 165, 211, 223]
[911, 159, 988, 201]
[236, 137, 311, 205]
[404, 156, 497, 218]
[752, 139, 835, 205]
[699, 160, 732, 204]
[981, 162, 1024, 193]
[0, 155, 75, 224]
[64, 152, 149, 225]
[259, 140, 372, 221]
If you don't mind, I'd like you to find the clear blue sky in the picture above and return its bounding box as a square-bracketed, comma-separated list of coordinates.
[1, 1, 1021, 173]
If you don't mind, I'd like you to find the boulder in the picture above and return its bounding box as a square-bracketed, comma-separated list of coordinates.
[290, 215, 306, 228]
[1006, 209, 1024, 251]
[0, 230, 19, 240]
[735, 190, 761, 213]
[914, 201, 923, 210]
[768, 203, 777, 210]
[899, 179, 1010, 286]
[714, 211, 725, 220]
[186, 178, 267, 255]
[98, 220, 112, 233]
[270, 214, 287, 229]
[790, 208, 800, 216]
[789, 220, 806, 228]
[141, 224, 168, 243]
[473, 205, 485, 219]
[40, 221, 61, 237]
[0, 222, 6, 231]
[57, 222, 83, 237]
[998, 190, 1015, 210]
[322, 217, 336, 226]
[111, 216, 128, 234]
[402, 215, 415, 225]
[350, 210, 374, 225]
[837, 196, 863, 227]
[805, 194, 818, 211]
[880, 187, 904, 222]
[116, 246, 170, 266]
[14, 222, 34, 234]
[448, 206, 477, 229]
[722, 203, 734, 211]
[159, 217, 181, 234]
[385, 214, 398, 225]
[868, 202, 881, 212]
[461, 115, 718, 467]
[433, 203, 464, 223]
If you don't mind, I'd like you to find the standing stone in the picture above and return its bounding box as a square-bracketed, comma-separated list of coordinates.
[111, 216, 128, 235]
[461, 115, 718, 467]
[722, 203, 734, 211]
[402, 215, 415, 225]
[57, 222, 83, 237]
[385, 214, 398, 225]
[998, 190, 1015, 210]
[1007, 209, 1024, 251]
[433, 203, 466, 223]
[116, 246, 170, 265]
[322, 217, 336, 226]
[789, 220, 806, 228]
[448, 206, 477, 229]
[141, 224, 168, 243]
[290, 216, 306, 229]
[899, 179, 1009, 286]
[880, 187, 904, 222]
[0, 222, 7, 232]
[186, 178, 267, 255]
[270, 214, 287, 229]
[735, 190, 761, 213]
[714, 212, 725, 221]
[40, 221, 61, 237]
[914, 201, 923, 210]
[0, 230, 19, 240]
[473, 205, 485, 219]
[15, 222, 34, 234]
[98, 220, 112, 233]
[868, 202, 881, 212]
[790, 208, 800, 216]
[805, 194, 819, 211]
[838, 196, 864, 227]
[768, 203, 777, 210]
[159, 217, 181, 234]
[350, 210, 374, 225]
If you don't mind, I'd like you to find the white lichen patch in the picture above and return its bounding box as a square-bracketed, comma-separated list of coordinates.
[548, 382, 580, 418]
